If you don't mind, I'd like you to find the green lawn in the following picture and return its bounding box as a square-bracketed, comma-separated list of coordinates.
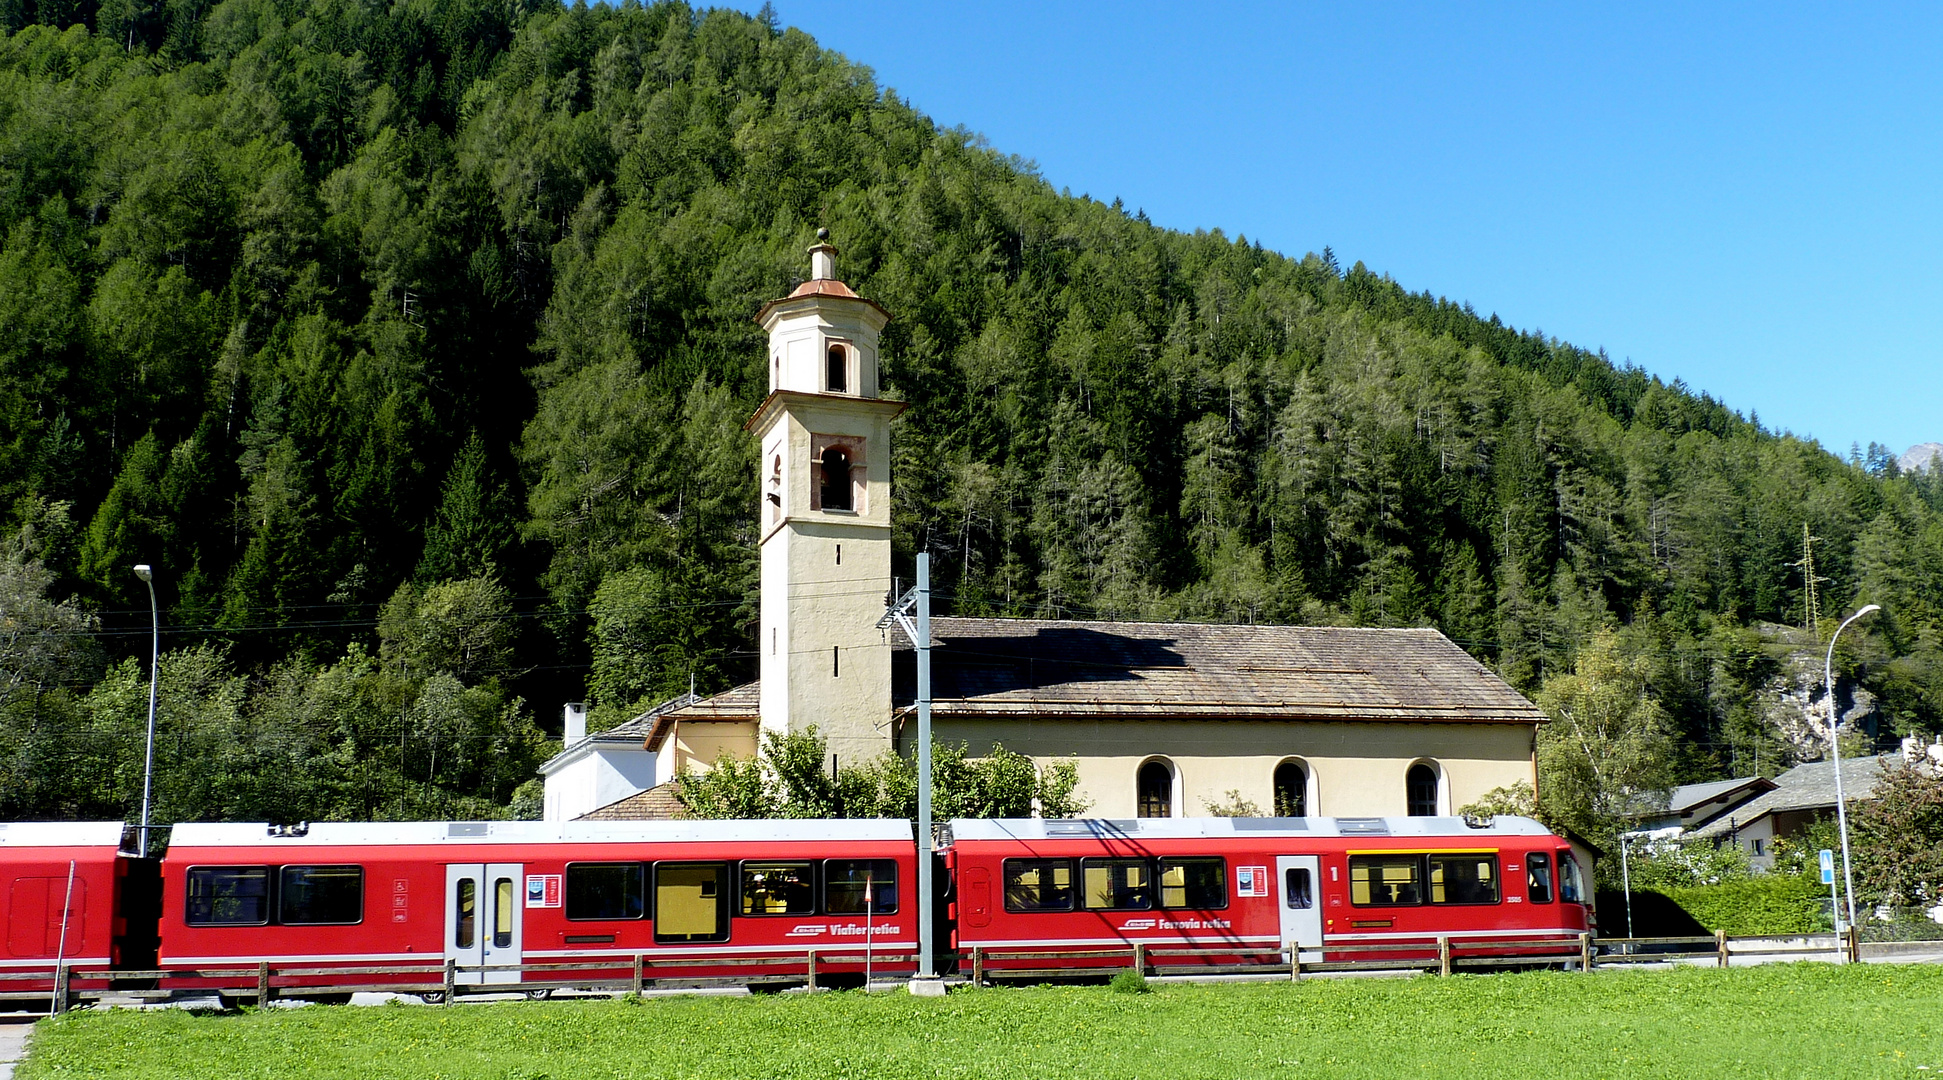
[19, 964, 1943, 1079]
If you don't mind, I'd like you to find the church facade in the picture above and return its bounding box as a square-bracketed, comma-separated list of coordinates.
[559, 237, 1549, 822]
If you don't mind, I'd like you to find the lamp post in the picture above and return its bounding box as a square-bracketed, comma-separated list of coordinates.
[133, 564, 159, 856]
[1824, 603, 1880, 941]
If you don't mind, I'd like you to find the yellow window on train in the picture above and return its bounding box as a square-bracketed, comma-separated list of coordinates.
[654, 862, 729, 943]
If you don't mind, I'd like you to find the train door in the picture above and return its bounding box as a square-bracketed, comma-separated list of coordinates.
[6, 875, 84, 958]
[961, 867, 992, 929]
[1274, 855, 1323, 964]
[444, 863, 522, 985]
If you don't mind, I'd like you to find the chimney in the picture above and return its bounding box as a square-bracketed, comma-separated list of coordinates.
[809, 227, 836, 280]
[563, 702, 587, 745]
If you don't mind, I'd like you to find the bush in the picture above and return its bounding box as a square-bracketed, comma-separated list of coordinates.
[1665, 874, 1830, 936]
[1109, 968, 1150, 994]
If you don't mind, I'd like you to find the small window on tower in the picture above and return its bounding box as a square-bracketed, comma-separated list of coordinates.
[826, 344, 847, 393]
[820, 447, 852, 511]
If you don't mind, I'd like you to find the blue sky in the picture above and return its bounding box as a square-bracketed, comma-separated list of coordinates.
[754, 2, 1942, 460]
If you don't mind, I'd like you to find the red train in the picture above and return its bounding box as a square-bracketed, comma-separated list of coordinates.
[1, 813, 1588, 1006]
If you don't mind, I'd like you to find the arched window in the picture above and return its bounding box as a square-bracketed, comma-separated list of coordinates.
[1137, 760, 1173, 818]
[1273, 759, 1308, 817]
[768, 456, 783, 523]
[819, 446, 852, 511]
[1406, 762, 1440, 817]
[826, 344, 847, 393]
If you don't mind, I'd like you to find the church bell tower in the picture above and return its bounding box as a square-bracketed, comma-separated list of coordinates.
[750, 231, 903, 763]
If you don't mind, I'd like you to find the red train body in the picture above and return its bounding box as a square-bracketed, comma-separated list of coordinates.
[0, 822, 148, 1002]
[4, 813, 1586, 1005]
[945, 816, 1589, 974]
[159, 819, 919, 995]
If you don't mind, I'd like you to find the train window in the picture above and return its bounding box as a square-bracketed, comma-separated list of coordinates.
[1285, 868, 1313, 909]
[1349, 855, 1423, 906]
[1002, 859, 1074, 912]
[567, 862, 645, 921]
[1427, 854, 1499, 905]
[1081, 858, 1152, 910]
[825, 860, 898, 915]
[493, 878, 514, 948]
[1558, 851, 1585, 904]
[1157, 858, 1227, 910]
[654, 862, 731, 943]
[741, 862, 816, 916]
[278, 865, 364, 925]
[1526, 853, 1554, 904]
[185, 866, 271, 926]
[455, 878, 476, 948]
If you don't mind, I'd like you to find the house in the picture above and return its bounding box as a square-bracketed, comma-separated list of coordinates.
[546, 237, 1553, 824]
[1629, 776, 1778, 833]
[1689, 755, 1897, 870]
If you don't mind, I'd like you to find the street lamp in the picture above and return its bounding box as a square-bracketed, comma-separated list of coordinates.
[133, 565, 159, 855]
[1825, 603, 1880, 942]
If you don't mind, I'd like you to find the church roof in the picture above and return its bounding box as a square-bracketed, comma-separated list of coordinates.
[894, 618, 1547, 724]
[754, 276, 891, 324]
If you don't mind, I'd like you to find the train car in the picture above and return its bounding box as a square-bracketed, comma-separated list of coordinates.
[159, 818, 918, 998]
[0, 822, 150, 1006]
[945, 816, 1589, 977]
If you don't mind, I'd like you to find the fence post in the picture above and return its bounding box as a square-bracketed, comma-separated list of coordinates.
[258, 960, 272, 1005]
[1715, 931, 1728, 969]
[631, 953, 644, 996]
[1578, 932, 1594, 972]
[806, 949, 818, 992]
[1132, 942, 1146, 976]
[970, 947, 984, 986]
[442, 958, 456, 1004]
[1846, 925, 1861, 965]
[1289, 945, 1302, 982]
[51, 962, 68, 1015]
[1437, 936, 1451, 977]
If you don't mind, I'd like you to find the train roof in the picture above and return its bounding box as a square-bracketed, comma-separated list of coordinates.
[167, 818, 915, 848]
[0, 822, 127, 848]
[947, 816, 1558, 842]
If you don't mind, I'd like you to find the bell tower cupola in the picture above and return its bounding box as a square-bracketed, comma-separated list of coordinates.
[749, 232, 904, 762]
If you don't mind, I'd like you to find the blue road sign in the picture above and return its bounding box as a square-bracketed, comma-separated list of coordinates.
[1820, 849, 1836, 885]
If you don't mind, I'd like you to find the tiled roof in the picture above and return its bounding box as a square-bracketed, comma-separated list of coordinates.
[1691, 755, 1897, 837]
[578, 782, 685, 821]
[755, 277, 891, 323]
[891, 619, 1547, 723]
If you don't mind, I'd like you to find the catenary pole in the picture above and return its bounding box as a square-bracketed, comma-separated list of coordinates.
[914, 552, 937, 985]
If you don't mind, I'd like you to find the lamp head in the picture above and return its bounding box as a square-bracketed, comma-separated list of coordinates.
[1857, 604, 1882, 618]
[132, 564, 152, 583]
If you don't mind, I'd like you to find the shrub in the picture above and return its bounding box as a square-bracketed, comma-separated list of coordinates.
[1665, 874, 1829, 936]
[1109, 968, 1150, 994]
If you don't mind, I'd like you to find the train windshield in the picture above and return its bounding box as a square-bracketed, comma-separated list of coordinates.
[1559, 851, 1585, 903]
[1526, 853, 1554, 904]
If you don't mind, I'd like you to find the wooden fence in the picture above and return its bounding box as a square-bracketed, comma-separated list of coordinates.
[0, 928, 1868, 1013]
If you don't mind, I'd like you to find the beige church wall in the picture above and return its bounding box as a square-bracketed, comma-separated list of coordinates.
[923, 718, 1538, 819]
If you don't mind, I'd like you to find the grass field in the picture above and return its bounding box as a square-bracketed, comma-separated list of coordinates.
[18, 964, 1943, 1079]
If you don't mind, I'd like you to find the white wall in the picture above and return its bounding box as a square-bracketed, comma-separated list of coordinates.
[542, 745, 658, 821]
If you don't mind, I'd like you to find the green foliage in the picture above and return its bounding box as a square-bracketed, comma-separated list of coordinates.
[1108, 967, 1150, 994]
[1201, 790, 1263, 817]
[1849, 760, 1943, 907]
[1664, 874, 1830, 936]
[1534, 629, 1680, 855]
[1619, 837, 1753, 891]
[676, 726, 1089, 820]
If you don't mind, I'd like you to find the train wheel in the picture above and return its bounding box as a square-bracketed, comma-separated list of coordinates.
[418, 991, 446, 1004]
[524, 988, 553, 1001]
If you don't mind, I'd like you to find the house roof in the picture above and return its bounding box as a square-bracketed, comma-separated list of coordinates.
[644, 682, 763, 751]
[1623, 776, 1779, 827]
[578, 782, 686, 821]
[1691, 755, 1898, 837]
[891, 619, 1548, 724]
[538, 691, 699, 776]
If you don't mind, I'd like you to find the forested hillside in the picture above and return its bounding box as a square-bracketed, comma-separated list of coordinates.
[3, 1, 1942, 831]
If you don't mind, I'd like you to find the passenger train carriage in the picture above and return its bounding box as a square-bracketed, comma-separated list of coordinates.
[945, 816, 1589, 976]
[3, 813, 1585, 1006]
[160, 819, 918, 996]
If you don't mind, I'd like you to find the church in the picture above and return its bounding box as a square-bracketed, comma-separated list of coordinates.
[543, 236, 1550, 822]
